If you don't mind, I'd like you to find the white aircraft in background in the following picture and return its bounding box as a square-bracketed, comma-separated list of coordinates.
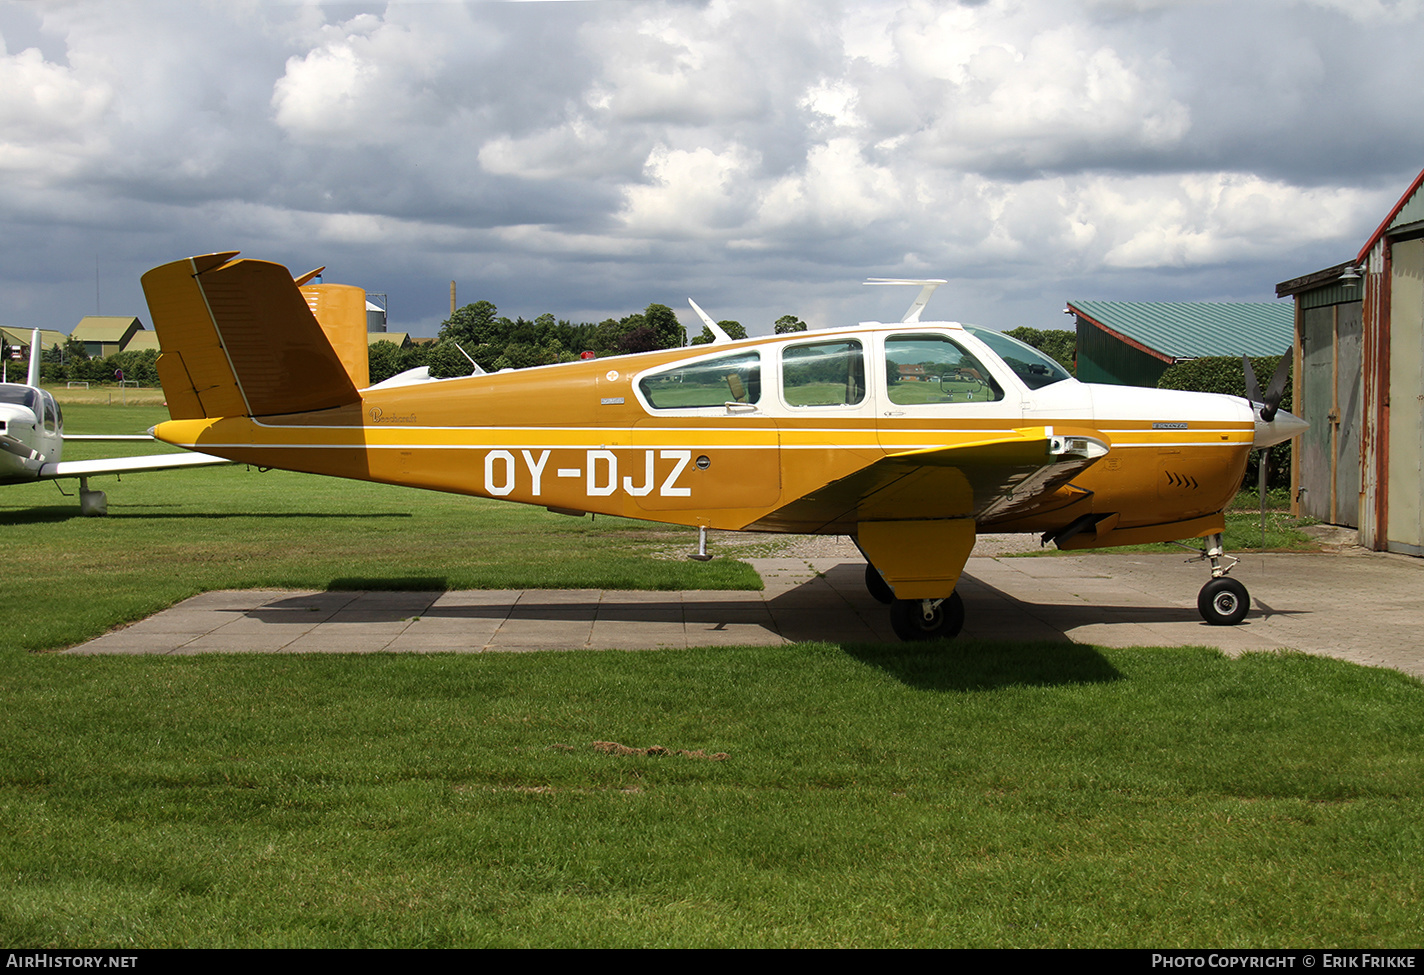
[0, 330, 229, 514]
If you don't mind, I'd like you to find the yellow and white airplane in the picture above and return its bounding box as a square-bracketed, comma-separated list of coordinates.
[0, 330, 230, 514]
[141, 252, 1307, 640]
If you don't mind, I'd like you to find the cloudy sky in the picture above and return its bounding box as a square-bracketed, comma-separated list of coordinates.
[2, 0, 1421, 340]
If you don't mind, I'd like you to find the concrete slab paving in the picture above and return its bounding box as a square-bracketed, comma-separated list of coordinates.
[62, 548, 1424, 678]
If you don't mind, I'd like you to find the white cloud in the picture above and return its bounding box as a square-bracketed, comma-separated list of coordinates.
[272, 16, 448, 146]
[756, 137, 902, 233]
[0, 0, 1418, 334]
[871, 7, 1192, 171]
[620, 143, 762, 236]
[0, 45, 111, 181]
[1072, 174, 1389, 267]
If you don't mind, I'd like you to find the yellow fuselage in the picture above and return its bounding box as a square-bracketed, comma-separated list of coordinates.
[155, 325, 1254, 546]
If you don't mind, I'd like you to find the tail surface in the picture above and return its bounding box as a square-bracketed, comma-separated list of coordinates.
[141, 252, 362, 419]
[26, 328, 40, 386]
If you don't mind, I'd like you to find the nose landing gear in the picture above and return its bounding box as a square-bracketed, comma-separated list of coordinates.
[1189, 533, 1249, 626]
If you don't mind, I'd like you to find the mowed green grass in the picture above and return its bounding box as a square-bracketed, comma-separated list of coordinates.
[1, 398, 1421, 948]
[2, 402, 758, 654]
[4, 644, 1421, 947]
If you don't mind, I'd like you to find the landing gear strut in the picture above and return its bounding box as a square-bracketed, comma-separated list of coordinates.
[890, 593, 965, 642]
[1189, 532, 1249, 625]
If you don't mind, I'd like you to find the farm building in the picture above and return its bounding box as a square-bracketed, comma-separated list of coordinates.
[1278, 167, 1424, 554]
[1067, 301, 1295, 388]
[122, 330, 162, 352]
[1, 327, 67, 357]
[70, 316, 146, 357]
[367, 331, 412, 349]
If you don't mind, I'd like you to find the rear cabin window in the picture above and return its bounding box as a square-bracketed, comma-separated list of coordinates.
[782, 340, 865, 407]
[639, 352, 761, 409]
[885, 334, 1003, 406]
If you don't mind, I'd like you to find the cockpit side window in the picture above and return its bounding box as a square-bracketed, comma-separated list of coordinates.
[41, 391, 59, 434]
[782, 340, 864, 408]
[885, 335, 1004, 406]
[964, 326, 1072, 390]
[639, 351, 761, 409]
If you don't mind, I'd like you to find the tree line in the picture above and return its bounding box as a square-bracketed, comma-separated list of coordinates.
[369, 302, 809, 385]
[34, 338, 160, 386]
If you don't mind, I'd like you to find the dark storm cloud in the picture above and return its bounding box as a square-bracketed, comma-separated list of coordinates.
[0, 0, 1419, 338]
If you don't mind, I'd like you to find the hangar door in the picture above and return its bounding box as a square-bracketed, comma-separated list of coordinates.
[1299, 299, 1362, 527]
[1387, 237, 1424, 554]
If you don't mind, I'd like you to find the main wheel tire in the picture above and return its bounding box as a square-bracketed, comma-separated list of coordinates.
[890, 592, 965, 642]
[1198, 577, 1249, 626]
[865, 563, 894, 604]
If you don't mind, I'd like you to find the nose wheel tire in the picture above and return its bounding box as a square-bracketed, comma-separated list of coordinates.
[890, 592, 965, 641]
[865, 564, 894, 604]
[1198, 578, 1249, 626]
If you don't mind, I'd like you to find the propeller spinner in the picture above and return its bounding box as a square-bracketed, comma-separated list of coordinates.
[1244, 349, 1307, 448]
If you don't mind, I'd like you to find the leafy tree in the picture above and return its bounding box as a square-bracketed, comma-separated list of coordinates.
[439, 301, 504, 347]
[616, 325, 661, 355]
[63, 335, 89, 365]
[774, 315, 807, 334]
[106, 349, 160, 386]
[426, 342, 475, 379]
[643, 303, 685, 349]
[690, 320, 748, 345]
[592, 317, 630, 356]
[368, 340, 406, 384]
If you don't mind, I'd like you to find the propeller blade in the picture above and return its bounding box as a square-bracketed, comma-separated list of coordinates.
[0, 435, 42, 462]
[1242, 354, 1262, 406]
[1259, 443, 1268, 545]
[1260, 347, 1292, 423]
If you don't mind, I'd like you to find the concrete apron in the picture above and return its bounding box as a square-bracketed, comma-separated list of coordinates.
[63, 549, 1424, 679]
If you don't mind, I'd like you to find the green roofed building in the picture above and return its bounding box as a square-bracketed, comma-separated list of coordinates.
[0, 327, 67, 355]
[71, 316, 146, 358]
[1067, 300, 1295, 388]
[121, 330, 162, 352]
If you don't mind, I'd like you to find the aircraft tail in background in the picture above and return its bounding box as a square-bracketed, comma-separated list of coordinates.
[141, 252, 365, 419]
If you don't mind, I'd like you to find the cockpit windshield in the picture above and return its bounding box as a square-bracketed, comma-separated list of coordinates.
[964, 327, 1073, 390]
[0, 385, 38, 411]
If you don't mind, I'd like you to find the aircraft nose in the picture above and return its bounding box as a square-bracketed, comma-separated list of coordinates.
[1253, 409, 1308, 449]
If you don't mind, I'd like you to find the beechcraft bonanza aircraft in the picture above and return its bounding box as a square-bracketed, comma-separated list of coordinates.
[0, 329, 230, 514]
[140, 253, 1307, 641]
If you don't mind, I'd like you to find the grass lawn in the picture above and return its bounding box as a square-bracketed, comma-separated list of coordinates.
[3, 643, 1420, 948]
[1, 397, 1418, 947]
[3, 401, 760, 654]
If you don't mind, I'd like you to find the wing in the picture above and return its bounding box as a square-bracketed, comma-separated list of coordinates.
[747, 429, 1109, 534]
[754, 429, 1108, 601]
[39, 452, 232, 479]
[62, 435, 160, 442]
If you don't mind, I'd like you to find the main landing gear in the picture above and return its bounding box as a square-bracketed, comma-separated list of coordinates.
[889, 593, 965, 642]
[1189, 532, 1250, 626]
[865, 564, 966, 641]
[865, 530, 1254, 642]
